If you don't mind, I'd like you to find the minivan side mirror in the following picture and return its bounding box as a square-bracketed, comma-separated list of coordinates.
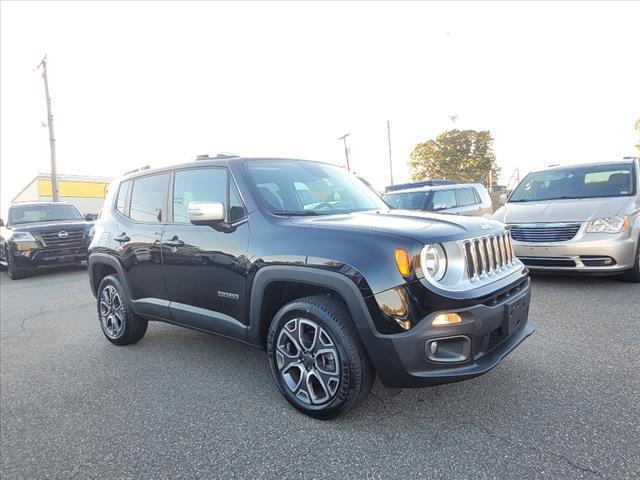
[188, 201, 226, 225]
[499, 193, 508, 206]
[432, 203, 448, 211]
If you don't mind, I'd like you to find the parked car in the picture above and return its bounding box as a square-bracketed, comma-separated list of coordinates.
[0, 202, 95, 279]
[385, 179, 455, 193]
[492, 159, 640, 282]
[88, 156, 534, 418]
[383, 183, 493, 216]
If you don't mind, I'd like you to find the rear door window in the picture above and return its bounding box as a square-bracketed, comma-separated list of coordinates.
[455, 188, 477, 207]
[129, 174, 169, 222]
[431, 190, 457, 210]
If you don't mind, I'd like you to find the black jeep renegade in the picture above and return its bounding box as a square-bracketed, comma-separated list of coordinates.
[88, 156, 534, 418]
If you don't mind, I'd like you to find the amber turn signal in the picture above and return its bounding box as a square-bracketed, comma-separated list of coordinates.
[394, 248, 411, 277]
[432, 313, 462, 326]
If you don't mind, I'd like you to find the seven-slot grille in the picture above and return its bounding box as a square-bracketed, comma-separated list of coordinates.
[463, 231, 516, 279]
[40, 228, 85, 248]
[509, 223, 581, 243]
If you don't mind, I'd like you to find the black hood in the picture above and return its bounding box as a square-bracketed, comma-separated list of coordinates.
[6, 219, 92, 232]
[290, 210, 504, 244]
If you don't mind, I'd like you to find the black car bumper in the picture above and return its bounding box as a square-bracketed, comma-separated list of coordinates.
[9, 246, 88, 269]
[364, 278, 534, 388]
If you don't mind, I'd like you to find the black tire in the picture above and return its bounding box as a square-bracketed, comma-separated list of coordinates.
[267, 295, 374, 420]
[6, 254, 30, 280]
[96, 274, 148, 345]
[620, 239, 640, 283]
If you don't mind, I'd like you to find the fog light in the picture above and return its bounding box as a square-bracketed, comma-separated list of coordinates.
[432, 313, 462, 326]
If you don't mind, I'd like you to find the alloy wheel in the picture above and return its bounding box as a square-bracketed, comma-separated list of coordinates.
[275, 318, 341, 405]
[99, 285, 125, 339]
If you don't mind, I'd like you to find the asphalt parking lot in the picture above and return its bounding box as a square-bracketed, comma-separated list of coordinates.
[1, 268, 638, 479]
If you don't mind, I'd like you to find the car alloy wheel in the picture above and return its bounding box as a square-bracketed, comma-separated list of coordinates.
[99, 285, 125, 339]
[275, 318, 341, 405]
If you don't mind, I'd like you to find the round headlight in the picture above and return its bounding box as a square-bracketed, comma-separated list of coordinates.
[421, 243, 447, 282]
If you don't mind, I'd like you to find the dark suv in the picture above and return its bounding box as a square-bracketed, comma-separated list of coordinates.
[1, 202, 95, 279]
[88, 156, 534, 418]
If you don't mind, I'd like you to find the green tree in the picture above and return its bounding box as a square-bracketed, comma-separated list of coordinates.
[409, 129, 500, 184]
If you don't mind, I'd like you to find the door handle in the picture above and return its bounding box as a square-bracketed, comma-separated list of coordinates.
[164, 236, 185, 248]
[114, 233, 130, 243]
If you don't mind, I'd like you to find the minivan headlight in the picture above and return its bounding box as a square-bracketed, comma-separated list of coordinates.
[586, 215, 629, 233]
[420, 244, 447, 282]
[10, 231, 36, 242]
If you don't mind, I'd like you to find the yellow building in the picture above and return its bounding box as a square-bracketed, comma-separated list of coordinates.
[12, 173, 114, 215]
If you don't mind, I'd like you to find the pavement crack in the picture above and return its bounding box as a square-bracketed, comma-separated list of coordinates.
[469, 421, 602, 477]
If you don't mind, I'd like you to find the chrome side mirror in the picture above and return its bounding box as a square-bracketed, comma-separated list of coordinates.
[432, 203, 448, 211]
[499, 193, 508, 206]
[188, 201, 226, 225]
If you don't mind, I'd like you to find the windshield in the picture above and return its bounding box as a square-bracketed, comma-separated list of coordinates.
[8, 204, 83, 225]
[509, 163, 636, 202]
[382, 191, 428, 209]
[245, 160, 388, 214]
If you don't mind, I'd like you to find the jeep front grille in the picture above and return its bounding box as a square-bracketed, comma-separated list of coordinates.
[463, 231, 516, 279]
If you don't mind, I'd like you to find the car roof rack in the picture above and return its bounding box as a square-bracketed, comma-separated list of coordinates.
[123, 165, 150, 176]
[196, 152, 240, 161]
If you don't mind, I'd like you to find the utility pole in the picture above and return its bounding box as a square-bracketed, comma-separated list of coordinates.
[37, 55, 59, 202]
[387, 120, 393, 185]
[338, 133, 351, 171]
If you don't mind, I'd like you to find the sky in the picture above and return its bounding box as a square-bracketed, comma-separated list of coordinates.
[1, 1, 639, 217]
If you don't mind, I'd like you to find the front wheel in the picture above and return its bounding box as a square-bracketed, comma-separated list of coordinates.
[620, 239, 640, 283]
[97, 274, 148, 345]
[267, 295, 374, 419]
[6, 254, 30, 280]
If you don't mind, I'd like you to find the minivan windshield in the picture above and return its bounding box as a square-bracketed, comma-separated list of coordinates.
[509, 163, 636, 202]
[8, 204, 83, 225]
[245, 160, 388, 215]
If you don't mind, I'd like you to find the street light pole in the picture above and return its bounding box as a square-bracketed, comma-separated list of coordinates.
[387, 120, 393, 185]
[37, 55, 59, 202]
[338, 133, 351, 171]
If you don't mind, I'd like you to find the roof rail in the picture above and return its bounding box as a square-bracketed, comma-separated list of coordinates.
[196, 152, 240, 161]
[123, 165, 150, 176]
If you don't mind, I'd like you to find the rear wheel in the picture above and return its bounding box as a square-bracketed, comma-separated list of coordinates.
[97, 274, 148, 345]
[267, 295, 374, 419]
[620, 239, 640, 283]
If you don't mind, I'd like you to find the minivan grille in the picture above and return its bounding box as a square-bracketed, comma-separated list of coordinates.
[463, 231, 516, 279]
[40, 228, 85, 248]
[509, 223, 581, 243]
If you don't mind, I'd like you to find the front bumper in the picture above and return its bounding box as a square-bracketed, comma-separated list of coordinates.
[10, 245, 88, 269]
[364, 277, 534, 388]
[514, 233, 637, 273]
